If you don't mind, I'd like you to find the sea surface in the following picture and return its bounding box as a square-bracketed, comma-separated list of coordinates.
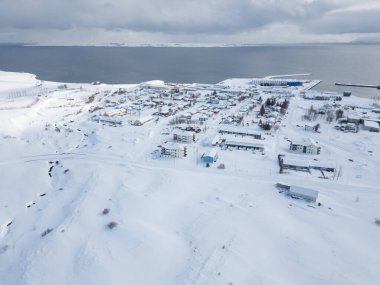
[1, 44, 380, 98]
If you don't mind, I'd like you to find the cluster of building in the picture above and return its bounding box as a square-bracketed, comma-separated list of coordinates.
[335, 106, 380, 133]
[302, 91, 342, 101]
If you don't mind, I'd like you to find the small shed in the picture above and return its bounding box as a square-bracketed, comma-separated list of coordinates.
[202, 149, 218, 164]
[288, 186, 319, 202]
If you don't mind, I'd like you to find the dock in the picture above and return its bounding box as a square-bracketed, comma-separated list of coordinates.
[335, 83, 380, 89]
[305, 80, 322, 90]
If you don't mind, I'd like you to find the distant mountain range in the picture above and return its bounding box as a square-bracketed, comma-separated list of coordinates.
[1, 41, 380, 48]
[351, 37, 380, 44]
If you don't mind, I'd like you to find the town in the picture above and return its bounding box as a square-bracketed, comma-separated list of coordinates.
[2, 72, 380, 201]
[74, 76, 379, 189]
[1, 71, 380, 285]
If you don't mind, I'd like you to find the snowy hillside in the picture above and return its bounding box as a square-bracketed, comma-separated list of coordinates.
[0, 71, 379, 285]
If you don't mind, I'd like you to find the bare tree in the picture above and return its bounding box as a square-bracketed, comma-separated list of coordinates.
[326, 110, 335, 123]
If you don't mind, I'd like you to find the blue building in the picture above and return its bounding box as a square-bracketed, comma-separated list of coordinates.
[286, 81, 303, 87]
[250, 79, 303, 87]
[202, 149, 218, 164]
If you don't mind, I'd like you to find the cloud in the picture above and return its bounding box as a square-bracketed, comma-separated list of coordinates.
[0, 0, 378, 44]
[305, 3, 380, 34]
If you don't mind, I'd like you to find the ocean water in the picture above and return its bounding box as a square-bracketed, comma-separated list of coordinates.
[0, 44, 379, 98]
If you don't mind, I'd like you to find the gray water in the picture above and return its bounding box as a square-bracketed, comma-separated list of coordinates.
[0, 44, 379, 98]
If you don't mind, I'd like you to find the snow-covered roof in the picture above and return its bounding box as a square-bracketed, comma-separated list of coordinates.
[224, 136, 264, 149]
[309, 160, 336, 169]
[219, 126, 261, 136]
[289, 186, 319, 200]
[206, 148, 218, 158]
[162, 142, 185, 150]
[291, 138, 318, 147]
[172, 129, 193, 136]
[212, 135, 221, 145]
[364, 120, 379, 129]
[135, 115, 153, 123]
[282, 158, 309, 168]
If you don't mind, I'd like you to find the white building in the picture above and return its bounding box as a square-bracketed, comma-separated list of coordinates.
[160, 142, 187, 158]
[173, 129, 196, 143]
[218, 126, 262, 139]
[363, 120, 380, 132]
[281, 158, 310, 172]
[223, 135, 264, 151]
[289, 138, 321, 155]
[288, 186, 319, 202]
[303, 91, 342, 101]
[281, 157, 335, 172]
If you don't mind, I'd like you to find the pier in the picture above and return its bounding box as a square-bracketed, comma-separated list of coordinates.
[335, 83, 380, 89]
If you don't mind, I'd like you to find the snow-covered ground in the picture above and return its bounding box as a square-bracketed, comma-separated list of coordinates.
[0, 71, 379, 285]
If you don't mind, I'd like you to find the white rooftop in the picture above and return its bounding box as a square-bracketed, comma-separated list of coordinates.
[224, 135, 264, 149]
[289, 186, 319, 201]
[282, 158, 310, 168]
[162, 141, 185, 150]
[291, 138, 318, 147]
[219, 126, 262, 136]
[364, 120, 379, 129]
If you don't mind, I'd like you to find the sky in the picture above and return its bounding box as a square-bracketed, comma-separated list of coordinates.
[0, 0, 380, 45]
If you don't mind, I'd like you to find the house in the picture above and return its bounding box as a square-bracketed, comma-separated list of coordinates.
[212, 135, 222, 146]
[289, 138, 321, 155]
[363, 120, 380, 132]
[202, 149, 218, 164]
[173, 129, 196, 143]
[159, 108, 171, 117]
[288, 186, 319, 202]
[160, 142, 187, 158]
